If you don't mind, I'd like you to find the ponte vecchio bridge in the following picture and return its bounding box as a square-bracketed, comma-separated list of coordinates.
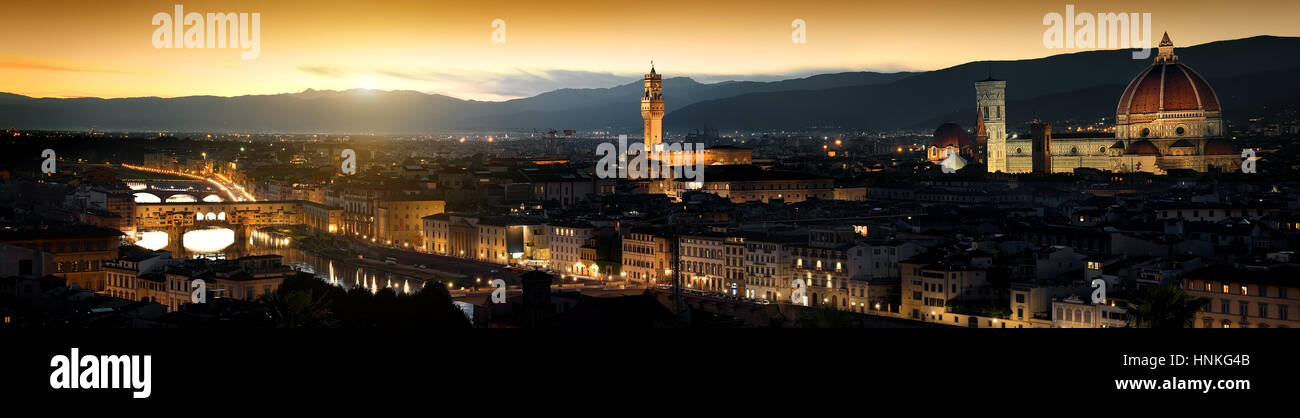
[134, 200, 340, 256]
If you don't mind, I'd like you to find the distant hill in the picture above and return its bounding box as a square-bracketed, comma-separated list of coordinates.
[669, 36, 1300, 131]
[914, 67, 1300, 131]
[0, 71, 911, 133]
[1, 35, 1296, 133]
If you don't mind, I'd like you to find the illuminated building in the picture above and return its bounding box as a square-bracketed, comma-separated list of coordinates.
[742, 233, 801, 302]
[375, 197, 445, 249]
[0, 226, 123, 292]
[926, 122, 973, 170]
[668, 165, 833, 203]
[1184, 263, 1300, 328]
[900, 249, 990, 320]
[104, 250, 171, 302]
[549, 221, 595, 276]
[423, 214, 536, 265]
[1051, 296, 1128, 328]
[301, 201, 343, 235]
[641, 63, 664, 151]
[789, 227, 859, 309]
[620, 228, 674, 284]
[702, 145, 752, 165]
[105, 254, 291, 312]
[982, 33, 1237, 174]
[678, 233, 726, 293]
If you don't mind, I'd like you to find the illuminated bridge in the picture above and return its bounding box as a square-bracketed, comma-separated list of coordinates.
[133, 200, 341, 256]
[131, 189, 229, 203]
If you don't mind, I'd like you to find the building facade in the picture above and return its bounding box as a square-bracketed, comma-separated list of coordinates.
[0, 226, 122, 292]
[621, 229, 674, 284]
[980, 34, 1238, 175]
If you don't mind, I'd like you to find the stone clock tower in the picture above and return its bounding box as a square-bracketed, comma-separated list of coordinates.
[641, 63, 665, 151]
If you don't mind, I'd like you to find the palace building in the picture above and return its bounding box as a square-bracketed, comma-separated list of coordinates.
[965, 33, 1238, 175]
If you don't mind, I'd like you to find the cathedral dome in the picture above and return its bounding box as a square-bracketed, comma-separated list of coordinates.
[1204, 139, 1236, 155]
[1125, 140, 1161, 156]
[931, 122, 970, 148]
[1116, 34, 1220, 117]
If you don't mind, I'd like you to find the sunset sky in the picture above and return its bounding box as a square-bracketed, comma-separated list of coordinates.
[2, 0, 1297, 101]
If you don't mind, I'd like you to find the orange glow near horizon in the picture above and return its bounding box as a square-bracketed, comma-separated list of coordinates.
[2, 0, 1298, 100]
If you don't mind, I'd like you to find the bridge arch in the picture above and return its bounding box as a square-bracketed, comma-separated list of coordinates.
[202, 194, 224, 202]
[165, 194, 197, 203]
[134, 192, 162, 203]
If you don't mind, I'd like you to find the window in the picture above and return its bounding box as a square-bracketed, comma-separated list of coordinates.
[1280, 305, 1290, 320]
[1220, 300, 1230, 313]
[1258, 303, 1268, 319]
[1241, 285, 1249, 296]
[1240, 302, 1249, 316]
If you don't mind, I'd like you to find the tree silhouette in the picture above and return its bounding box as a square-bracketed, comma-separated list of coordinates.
[1125, 285, 1209, 329]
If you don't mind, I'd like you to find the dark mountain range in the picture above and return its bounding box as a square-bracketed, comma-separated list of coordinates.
[669, 36, 1300, 131]
[916, 67, 1300, 132]
[1, 36, 1296, 134]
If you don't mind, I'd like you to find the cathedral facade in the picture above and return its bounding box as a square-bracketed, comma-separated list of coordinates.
[972, 33, 1238, 175]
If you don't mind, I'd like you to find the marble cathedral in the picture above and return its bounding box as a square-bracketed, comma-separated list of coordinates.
[931, 33, 1238, 175]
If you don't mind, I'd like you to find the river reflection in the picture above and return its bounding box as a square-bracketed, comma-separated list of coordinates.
[138, 227, 427, 293]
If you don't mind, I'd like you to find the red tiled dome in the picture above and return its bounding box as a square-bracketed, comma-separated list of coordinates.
[931, 122, 970, 148]
[1116, 36, 1220, 116]
[1125, 140, 1160, 156]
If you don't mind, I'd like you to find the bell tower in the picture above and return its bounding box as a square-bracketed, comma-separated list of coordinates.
[641, 62, 664, 151]
[976, 76, 1007, 173]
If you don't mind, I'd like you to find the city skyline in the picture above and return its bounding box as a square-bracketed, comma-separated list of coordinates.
[3, 0, 1299, 100]
[4, 1, 1298, 405]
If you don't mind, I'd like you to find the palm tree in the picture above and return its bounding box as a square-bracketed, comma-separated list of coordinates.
[1125, 285, 1209, 328]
